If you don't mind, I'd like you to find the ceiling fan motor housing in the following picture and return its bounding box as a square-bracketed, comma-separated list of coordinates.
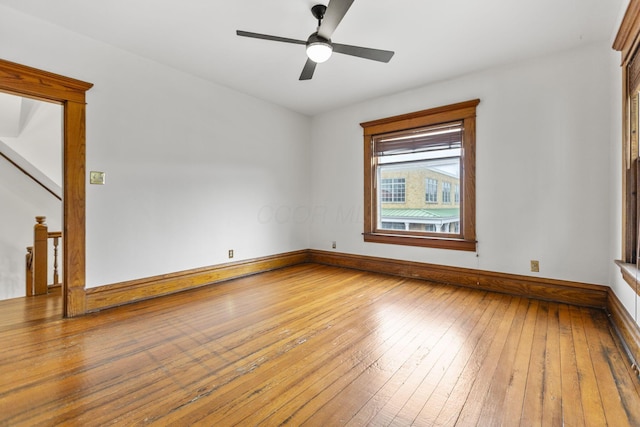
[307, 32, 331, 46]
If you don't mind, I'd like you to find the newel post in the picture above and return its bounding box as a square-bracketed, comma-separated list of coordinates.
[33, 216, 48, 295]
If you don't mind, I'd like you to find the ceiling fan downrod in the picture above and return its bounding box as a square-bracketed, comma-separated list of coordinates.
[311, 4, 327, 27]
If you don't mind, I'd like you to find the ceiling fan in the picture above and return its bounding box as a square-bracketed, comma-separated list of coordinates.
[236, 0, 394, 80]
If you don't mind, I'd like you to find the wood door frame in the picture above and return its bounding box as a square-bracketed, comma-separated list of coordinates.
[0, 58, 93, 317]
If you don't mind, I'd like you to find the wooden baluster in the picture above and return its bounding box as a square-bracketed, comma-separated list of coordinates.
[25, 246, 33, 296]
[52, 236, 59, 286]
[50, 234, 60, 286]
[33, 216, 48, 295]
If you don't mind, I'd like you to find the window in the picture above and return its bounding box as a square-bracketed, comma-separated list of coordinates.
[442, 182, 452, 204]
[361, 99, 479, 251]
[381, 221, 406, 230]
[614, 9, 640, 267]
[425, 178, 438, 203]
[613, 1, 640, 294]
[381, 178, 405, 203]
[626, 88, 640, 264]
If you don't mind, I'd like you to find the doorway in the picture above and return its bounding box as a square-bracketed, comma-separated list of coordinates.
[0, 92, 63, 300]
[0, 59, 92, 317]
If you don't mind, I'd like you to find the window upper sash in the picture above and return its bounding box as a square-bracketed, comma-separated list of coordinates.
[373, 121, 463, 157]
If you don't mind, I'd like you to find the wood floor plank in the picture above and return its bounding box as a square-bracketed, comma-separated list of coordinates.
[542, 302, 563, 426]
[424, 294, 519, 426]
[251, 281, 445, 426]
[520, 301, 550, 425]
[569, 304, 608, 426]
[86, 268, 401, 424]
[499, 299, 540, 425]
[449, 297, 529, 426]
[0, 264, 638, 426]
[472, 298, 531, 425]
[581, 307, 640, 426]
[288, 282, 466, 426]
[365, 290, 493, 426]
[593, 313, 640, 423]
[386, 292, 504, 426]
[343, 285, 479, 426]
[171, 276, 427, 425]
[558, 303, 586, 426]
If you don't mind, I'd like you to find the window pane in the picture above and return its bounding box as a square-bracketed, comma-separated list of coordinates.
[377, 157, 460, 234]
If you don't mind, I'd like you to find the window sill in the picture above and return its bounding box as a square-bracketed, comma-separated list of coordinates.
[364, 232, 477, 251]
[615, 260, 640, 296]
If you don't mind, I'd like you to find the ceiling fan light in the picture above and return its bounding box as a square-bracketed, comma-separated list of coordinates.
[306, 42, 333, 63]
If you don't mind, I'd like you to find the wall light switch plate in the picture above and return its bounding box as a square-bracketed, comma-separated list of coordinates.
[90, 171, 106, 185]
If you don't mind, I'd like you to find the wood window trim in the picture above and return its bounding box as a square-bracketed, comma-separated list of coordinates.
[615, 260, 640, 297]
[0, 58, 93, 317]
[361, 99, 479, 252]
[614, 0, 640, 295]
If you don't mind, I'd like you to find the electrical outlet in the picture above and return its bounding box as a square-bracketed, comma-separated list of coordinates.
[332, 241, 336, 249]
[228, 249, 234, 259]
[530, 260, 539, 272]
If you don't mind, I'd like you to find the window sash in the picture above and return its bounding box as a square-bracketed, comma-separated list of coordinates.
[374, 121, 463, 157]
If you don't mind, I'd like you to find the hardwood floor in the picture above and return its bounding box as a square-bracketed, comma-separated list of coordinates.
[1, 264, 639, 426]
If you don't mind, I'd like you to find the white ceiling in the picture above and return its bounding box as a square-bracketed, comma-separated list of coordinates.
[0, 0, 626, 116]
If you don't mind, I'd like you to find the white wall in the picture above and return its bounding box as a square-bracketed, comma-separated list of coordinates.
[310, 42, 616, 287]
[1, 98, 63, 188]
[0, 5, 311, 288]
[0, 156, 61, 299]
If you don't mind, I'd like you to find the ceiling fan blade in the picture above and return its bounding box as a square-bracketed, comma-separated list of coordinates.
[318, 0, 355, 40]
[299, 59, 317, 80]
[332, 43, 395, 63]
[236, 30, 306, 45]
